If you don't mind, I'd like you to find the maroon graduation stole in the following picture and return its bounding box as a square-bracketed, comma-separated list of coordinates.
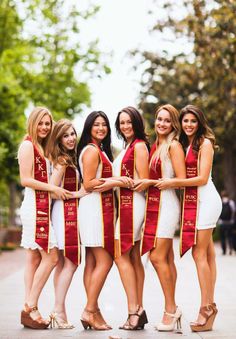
[118, 139, 143, 255]
[26, 136, 50, 252]
[91, 143, 115, 257]
[180, 144, 198, 256]
[63, 166, 80, 265]
[141, 143, 162, 255]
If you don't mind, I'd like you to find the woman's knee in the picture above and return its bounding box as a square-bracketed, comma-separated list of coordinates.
[150, 250, 166, 267]
[192, 247, 207, 263]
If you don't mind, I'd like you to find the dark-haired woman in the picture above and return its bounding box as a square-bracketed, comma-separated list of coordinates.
[113, 107, 149, 330]
[157, 105, 222, 332]
[77, 111, 117, 330]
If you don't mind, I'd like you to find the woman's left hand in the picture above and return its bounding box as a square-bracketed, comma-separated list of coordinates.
[155, 178, 172, 190]
[133, 179, 150, 192]
[93, 180, 115, 192]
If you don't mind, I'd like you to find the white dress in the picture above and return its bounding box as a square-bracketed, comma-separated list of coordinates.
[78, 145, 111, 247]
[51, 169, 80, 250]
[20, 158, 57, 250]
[156, 155, 180, 239]
[197, 174, 222, 229]
[113, 146, 146, 242]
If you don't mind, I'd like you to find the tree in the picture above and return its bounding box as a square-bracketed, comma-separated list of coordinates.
[137, 0, 236, 198]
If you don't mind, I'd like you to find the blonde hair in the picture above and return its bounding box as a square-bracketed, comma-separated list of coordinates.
[48, 119, 77, 167]
[25, 106, 53, 155]
[153, 104, 180, 163]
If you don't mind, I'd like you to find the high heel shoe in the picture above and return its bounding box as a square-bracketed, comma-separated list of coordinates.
[49, 312, 74, 329]
[156, 306, 182, 332]
[190, 304, 216, 332]
[21, 303, 49, 329]
[80, 309, 111, 330]
[119, 306, 148, 330]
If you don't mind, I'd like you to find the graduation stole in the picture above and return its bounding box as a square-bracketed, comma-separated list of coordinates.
[91, 143, 115, 257]
[118, 139, 143, 255]
[180, 144, 198, 256]
[63, 166, 80, 265]
[26, 136, 50, 252]
[141, 143, 162, 255]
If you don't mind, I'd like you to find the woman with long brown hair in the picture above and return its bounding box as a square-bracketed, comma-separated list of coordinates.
[156, 105, 222, 332]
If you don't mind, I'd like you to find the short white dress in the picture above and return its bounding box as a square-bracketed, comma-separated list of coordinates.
[78, 145, 111, 247]
[197, 174, 222, 229]
[113, 146, 146, 242]
[51, 169, 80, 250]
[20, 158, 57, 250]
[156, 155, 180, 239]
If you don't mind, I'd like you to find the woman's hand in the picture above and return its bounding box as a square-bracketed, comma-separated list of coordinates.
[154, 178, 173, 190]
[93, 180, 115, 192]
[72, 187, 89, 199]
[133, 179, 150, 192]
[53, 186, 73, 200]
[118, 176, 134, 188]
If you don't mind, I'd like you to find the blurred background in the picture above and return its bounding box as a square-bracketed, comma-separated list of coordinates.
[0, 0, 235, 249]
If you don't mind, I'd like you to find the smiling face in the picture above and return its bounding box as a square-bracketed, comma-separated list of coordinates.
[155, 109, 173, 137]
[37, 114, 52, 140]
[91, 116, 108, 143]
[119, 112, 134, 142]
[181, 113, 199, 138]
[60, 126, 77, 151]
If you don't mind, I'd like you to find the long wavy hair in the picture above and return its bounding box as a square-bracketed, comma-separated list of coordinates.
[153, 104, 180, 163]
[179, 105, 216, 152]
[115, 106, 149, 149]
[25, 106, 53, 156]
[48, 119, 77, 168]
[77, 111, 113, 177]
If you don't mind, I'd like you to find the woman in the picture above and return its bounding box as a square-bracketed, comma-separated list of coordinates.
[48, 119, 87, 329]
[18, 107, 71, 329]
[113, 106, 149, 330]
[135, 104, 186, 332]
[77, 111, 116, 331]
[156, 105, 222, 332]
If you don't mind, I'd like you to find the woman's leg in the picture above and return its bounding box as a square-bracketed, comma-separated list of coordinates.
[85, 247, 113, 312]
[150, 238, 177, 324]
[27, 247, 58, 317]
[168, 245, 177, 296]
[207, 237, 217, 304]
[192, 229, 215, 323]
[53, 252, 77, 320]
[24, 249, 41, 303]
[83, 248, 96, 302]
[130, 241, 145, 307]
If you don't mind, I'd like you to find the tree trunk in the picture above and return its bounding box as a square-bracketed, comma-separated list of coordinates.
[8, 181, 16, 226]
[223, 148, 236, 201]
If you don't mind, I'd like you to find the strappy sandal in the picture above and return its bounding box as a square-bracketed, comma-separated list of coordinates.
[21, 303, 49, 329]
[49, 312, 74, 329]
[190, 304, 216, 332]
[119, 307, 148, 330]
[80, 309, 111, 330]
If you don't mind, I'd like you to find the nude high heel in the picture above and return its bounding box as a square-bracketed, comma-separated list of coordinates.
[156, 306, 182, 332]
[190, 304, 216, 332]
[80, 309, 111, 330]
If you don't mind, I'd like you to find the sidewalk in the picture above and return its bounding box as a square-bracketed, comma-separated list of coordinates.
[0, 240, 236, 338]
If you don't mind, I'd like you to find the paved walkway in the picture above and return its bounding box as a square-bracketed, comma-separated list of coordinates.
[0, 240, 236, 339]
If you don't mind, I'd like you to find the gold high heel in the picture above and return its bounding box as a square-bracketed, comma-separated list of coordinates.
[156, 306, 182, 332]
[190, 304, 216, 332]
[49, 312, 74, 329]
[21, 303, 49, 329]
[80, 309, 111, 330]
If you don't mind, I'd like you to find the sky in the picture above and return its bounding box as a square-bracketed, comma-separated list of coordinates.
[73, 0, 156, 148]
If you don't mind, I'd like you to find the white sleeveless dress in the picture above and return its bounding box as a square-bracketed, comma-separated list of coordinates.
[197, 173, 222, 229]
[51, 169, 80, 250]
[78, 145, 111, 247]
[113, 146, 146, 242]
[156, 155, 180, 239]
[20, 158, 57, 250]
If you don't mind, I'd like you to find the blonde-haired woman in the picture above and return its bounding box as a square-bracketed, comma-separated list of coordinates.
[48, 119, 87, 328]
[18, 107, 71, 329]
[135, 104, 185, 331]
